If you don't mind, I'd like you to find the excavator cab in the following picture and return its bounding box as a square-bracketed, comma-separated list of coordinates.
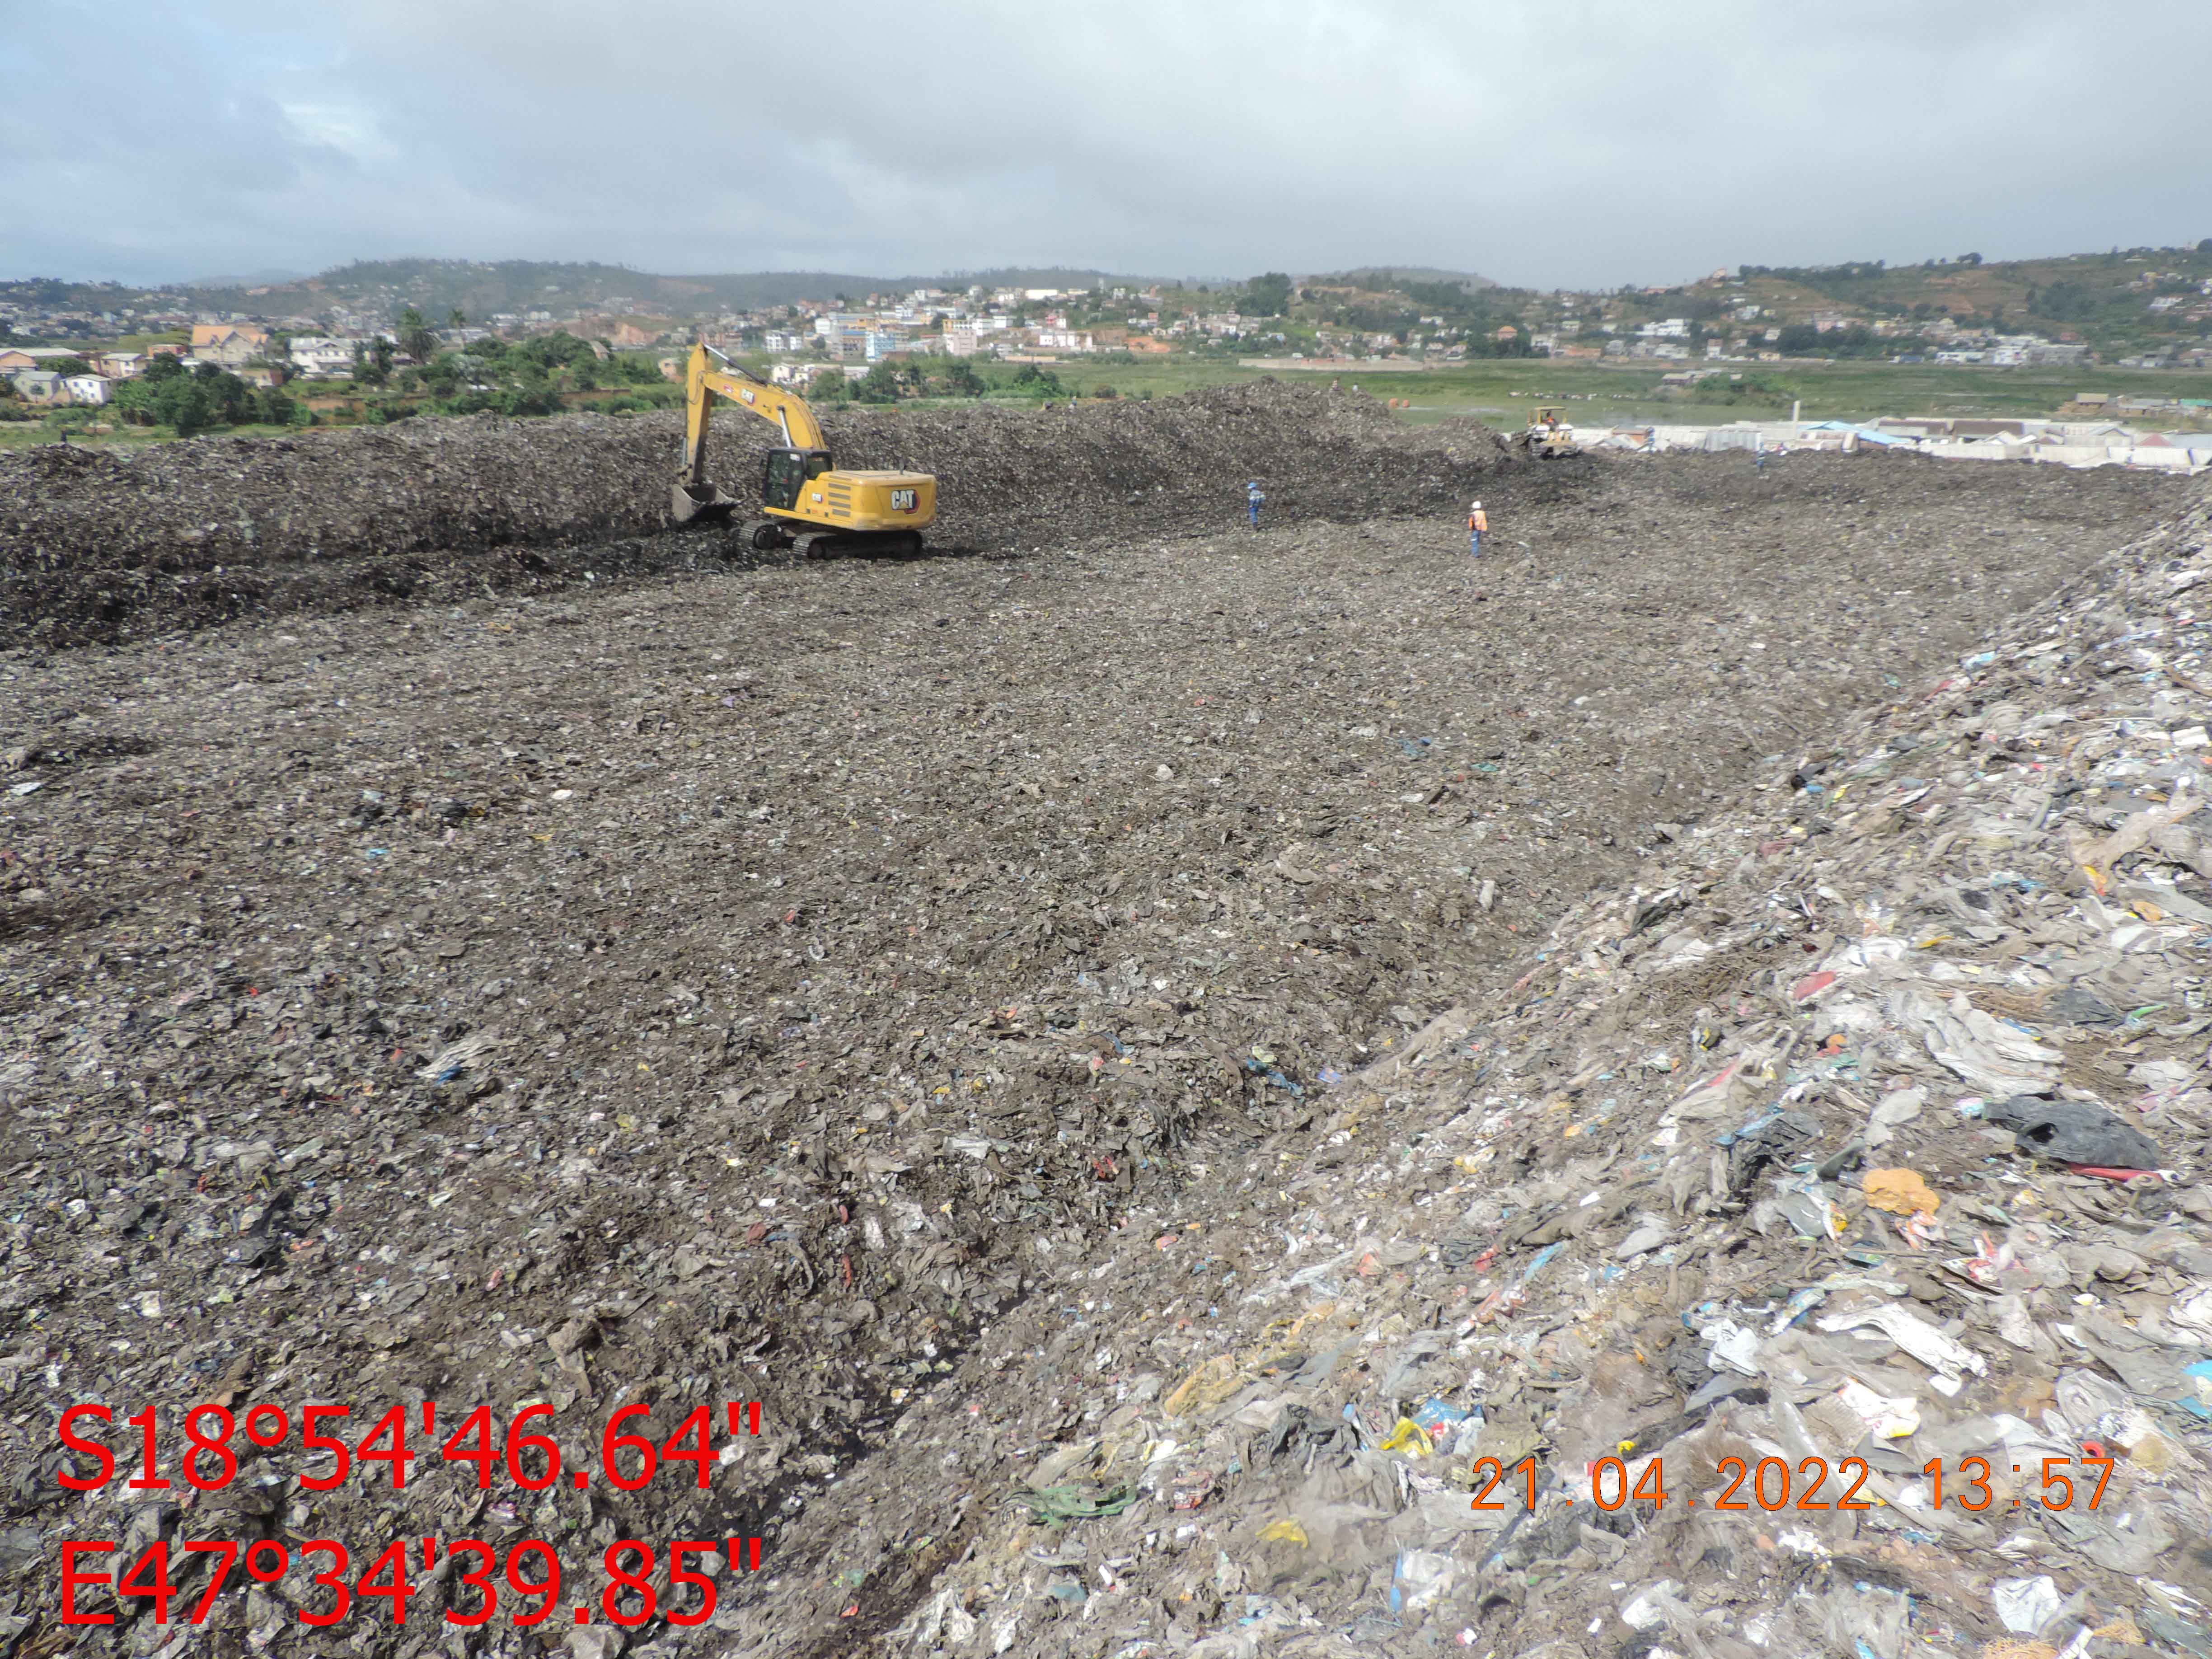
[763, 448, 834, 512]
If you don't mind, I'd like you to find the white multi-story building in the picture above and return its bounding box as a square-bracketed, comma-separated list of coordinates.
[289, 336, 364, 376]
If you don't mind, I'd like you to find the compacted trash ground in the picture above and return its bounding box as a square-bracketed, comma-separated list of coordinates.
[0, 388, 2205, 1659]
[0, 384, 1509, 650]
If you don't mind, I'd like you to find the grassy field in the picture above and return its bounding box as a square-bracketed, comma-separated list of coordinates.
[1043, 356, 2212, 428]
[0, 418, 309, 451]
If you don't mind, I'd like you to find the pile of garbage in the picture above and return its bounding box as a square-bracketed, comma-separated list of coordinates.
[830, 382, 1514, 552]
[727, 479, 2212, 1656]
[0, 383, 1512, 647]
[0, 445, 2201, 1659]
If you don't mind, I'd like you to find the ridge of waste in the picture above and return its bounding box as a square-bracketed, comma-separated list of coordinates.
[0, 383, 1511, 649]
[735, 478, 2212, 1656]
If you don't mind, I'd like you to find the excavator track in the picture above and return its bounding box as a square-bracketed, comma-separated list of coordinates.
[792, 530, 923, 561]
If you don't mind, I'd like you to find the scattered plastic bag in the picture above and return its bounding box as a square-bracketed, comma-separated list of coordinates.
[1988, 1096, 2163, 1170]
[1703, 1320, 1762, 1376]
[1014, 1482, 1136, 1523]
[1817, 1302, 1988, 1391]
[1619, 1581, 1685, 1632]
[1992, 1575, 2062, 1634]
[1379, 1417, 1434, 1457]
[1833, 1378, 1921, 1439]
[1412, 1397, 1472, 1453]
[1389, 1550, 1454, 1613]
[1864, 1085, 1926, 1148]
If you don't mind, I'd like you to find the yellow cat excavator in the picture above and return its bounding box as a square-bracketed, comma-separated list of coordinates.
[668, 344, 937, 556]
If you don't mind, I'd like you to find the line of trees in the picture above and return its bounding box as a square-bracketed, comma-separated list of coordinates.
[815, 357, 1021, 403]
[2028, 281, 2099, 322]
[114, 355, 294, 434]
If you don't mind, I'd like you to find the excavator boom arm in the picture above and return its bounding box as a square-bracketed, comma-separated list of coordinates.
[676, 344, 827, 494]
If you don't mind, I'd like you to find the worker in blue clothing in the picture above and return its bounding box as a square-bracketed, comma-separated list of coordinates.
[1467, 499, 1488, 557]
[1246, 480, 1265, 530]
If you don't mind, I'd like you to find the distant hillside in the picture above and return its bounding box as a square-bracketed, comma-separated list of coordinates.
[211, 261, 904, 319]
[5, 244, 2207, 361]
[0, 260, 1157, 331]
[180, 267, 312, 288]
[184, 260, 1148, 321]
[1317, 266, 1499, 292]
[1711, 245, 2212, 353]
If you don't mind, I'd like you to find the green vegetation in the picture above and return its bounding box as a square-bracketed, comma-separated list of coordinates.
[806, 355, 1073, 406]
[114, 356, 295, 435]
[394, 328, 675, 417]
[1660, 372, 1799, 409]
[353, 337, 394, 387]
[1719, 244, 2212, 358]
[396, 306, 439, 364]
[1242, 272, 1293, 317]
[0, 328, 683, 444]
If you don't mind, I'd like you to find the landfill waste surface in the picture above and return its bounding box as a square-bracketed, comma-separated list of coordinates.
[0, 424, 2202, 1659]
[784, 471, 2212, 1659]
[0, 381, 1516, 649]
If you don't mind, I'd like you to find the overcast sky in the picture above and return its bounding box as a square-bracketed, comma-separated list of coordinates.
[6, 0, 2210, 290]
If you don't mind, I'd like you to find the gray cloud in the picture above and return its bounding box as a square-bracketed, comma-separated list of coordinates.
[8, 0, 2210, 286]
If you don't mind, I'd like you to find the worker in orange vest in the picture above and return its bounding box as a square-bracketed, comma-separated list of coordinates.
[1467, 499, 1489, 557]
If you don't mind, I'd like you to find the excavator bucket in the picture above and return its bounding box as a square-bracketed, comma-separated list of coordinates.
[670, 480, 740, 526]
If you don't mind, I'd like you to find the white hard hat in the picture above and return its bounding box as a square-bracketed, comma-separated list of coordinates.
[1472, 500, 1483, 509]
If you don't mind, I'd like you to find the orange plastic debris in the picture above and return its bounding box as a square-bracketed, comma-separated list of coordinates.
[1864, 1167, 1940, 1216]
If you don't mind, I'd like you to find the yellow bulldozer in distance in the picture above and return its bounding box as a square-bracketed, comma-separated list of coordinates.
[669, 344, 937, 557]
[1520, 406, 1582, 460]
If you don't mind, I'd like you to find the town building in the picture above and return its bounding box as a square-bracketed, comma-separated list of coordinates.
[8, 370, 65, 405]
[190, 323, 269, 366]
[289, 336, 363, 376]
[0, 346, 84, 374]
